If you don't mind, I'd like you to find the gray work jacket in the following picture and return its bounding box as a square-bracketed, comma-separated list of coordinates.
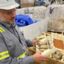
[0, 22, 34, 64]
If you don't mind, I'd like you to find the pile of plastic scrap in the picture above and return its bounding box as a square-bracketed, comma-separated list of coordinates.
[15, 14, 35, 27]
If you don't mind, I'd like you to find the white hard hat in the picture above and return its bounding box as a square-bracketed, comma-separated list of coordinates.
[0, 0, 19, 10]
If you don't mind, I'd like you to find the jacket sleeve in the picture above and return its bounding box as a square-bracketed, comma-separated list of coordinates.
[20, 32, 33, 47]
[16, 28, 33, 47]
[25, 39, 33, 47]
[0, 33, 35, 64]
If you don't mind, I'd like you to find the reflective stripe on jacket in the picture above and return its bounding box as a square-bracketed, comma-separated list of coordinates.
[0, 51, 10, 60]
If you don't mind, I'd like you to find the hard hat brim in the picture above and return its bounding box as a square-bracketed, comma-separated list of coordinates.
[0, 3, 19, 10]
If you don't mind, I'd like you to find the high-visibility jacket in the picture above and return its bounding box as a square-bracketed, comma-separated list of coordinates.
[0, 22, 34, 64]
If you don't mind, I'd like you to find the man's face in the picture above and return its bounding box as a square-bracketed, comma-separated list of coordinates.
[0, 8, 16, 24]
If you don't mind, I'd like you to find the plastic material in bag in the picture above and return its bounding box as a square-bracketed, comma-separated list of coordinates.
[15, 14, 33, 27]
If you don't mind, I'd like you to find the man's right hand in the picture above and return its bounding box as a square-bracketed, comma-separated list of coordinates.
[32, 52, 48, 63]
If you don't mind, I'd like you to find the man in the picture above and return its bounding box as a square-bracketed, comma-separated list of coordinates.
[0, 0, 47, 64]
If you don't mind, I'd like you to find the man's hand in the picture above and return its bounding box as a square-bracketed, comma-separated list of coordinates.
[32, 39, 39, 46]
[32, 52, 48, 63]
